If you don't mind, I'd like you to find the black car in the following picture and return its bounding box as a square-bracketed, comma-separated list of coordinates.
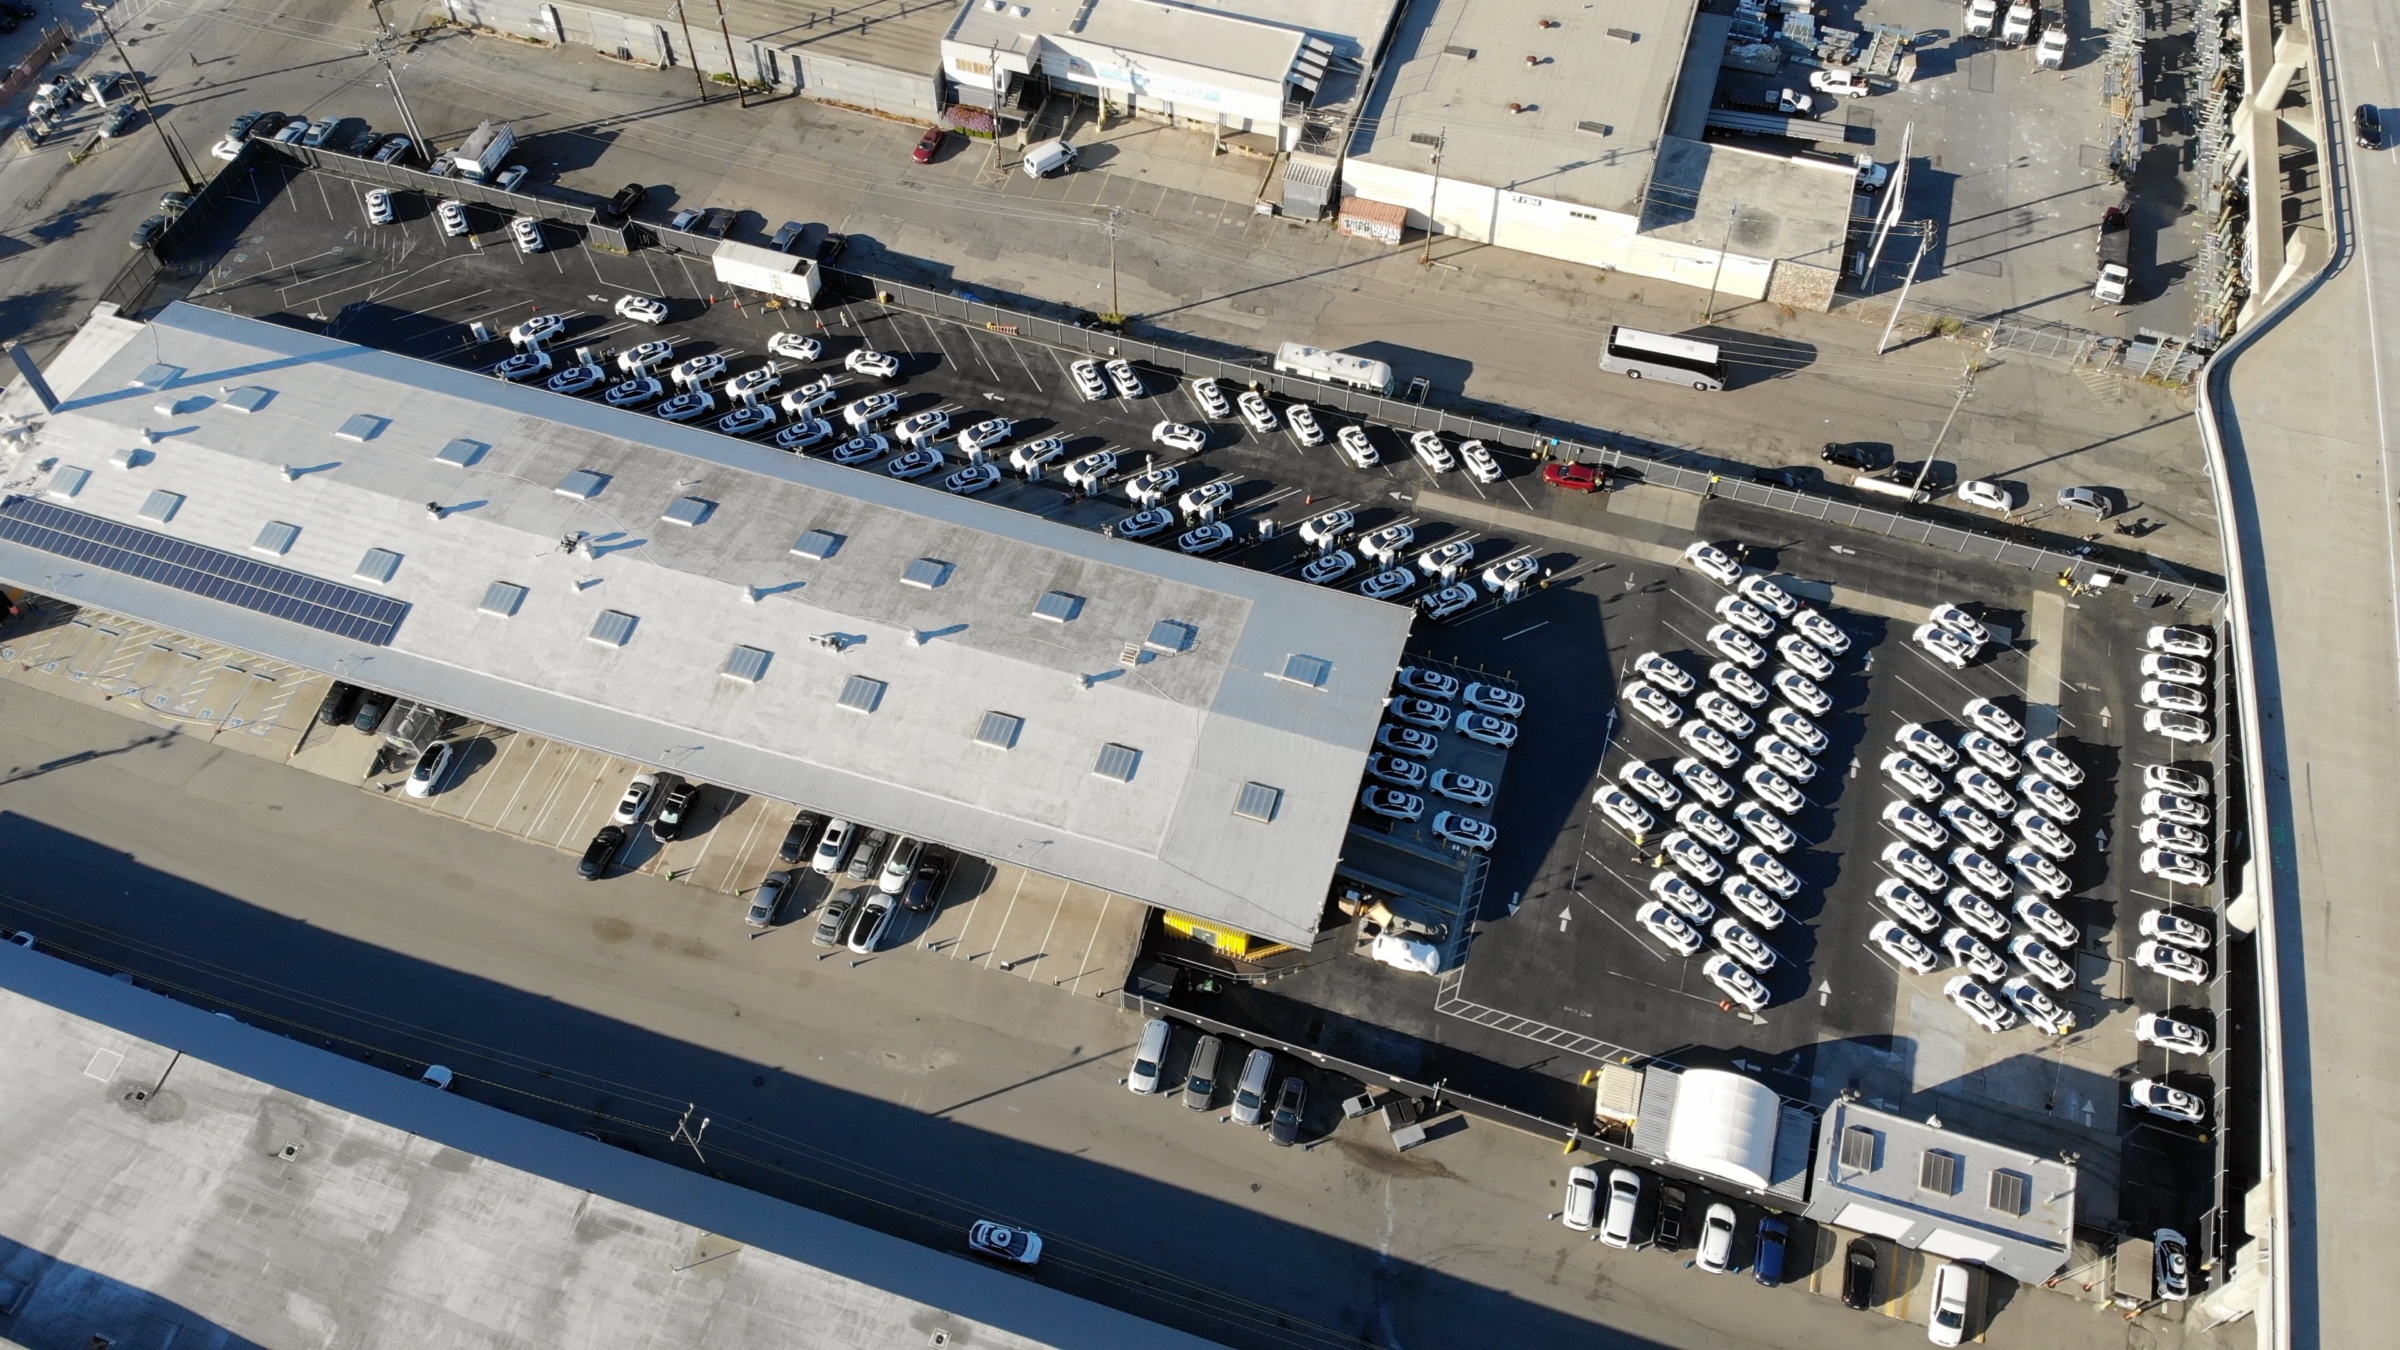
[2359, 104, 2384, 150]
[902, 848, 952, 912]
[578, 824, 627, 880]
[605, 182, 647, 217]
[1751, 466, 1809, 489]
[314, 681, 359, 727]
[1655, 1184, 1688, 1251]
[351, 691, 390, 734]
[1840, 1237, 1878, 1310]
[651, 779, 700, 842]
[1820, 441, 1888, 470]
[128, 214, 169, 251]
[1268, 1076, 1306, 1146]
[777, 811, 827, 864]
[244, 110, 287, 142]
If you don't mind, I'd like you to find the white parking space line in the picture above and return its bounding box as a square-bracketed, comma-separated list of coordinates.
[459, 729, 524, 821]
[959, 868, 1030, 965]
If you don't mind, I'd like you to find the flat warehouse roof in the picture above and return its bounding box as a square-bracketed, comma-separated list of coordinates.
[1349, 0, 1703, 214]
[2, 304, 1415, 947]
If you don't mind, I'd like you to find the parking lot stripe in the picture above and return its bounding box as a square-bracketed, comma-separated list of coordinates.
[956, 867, 1027, 964]
[458, 728, 522, 823]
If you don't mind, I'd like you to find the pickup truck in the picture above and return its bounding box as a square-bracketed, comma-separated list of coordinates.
[2092, 203, 2131, 304]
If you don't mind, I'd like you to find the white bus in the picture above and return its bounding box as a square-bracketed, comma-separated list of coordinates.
[1599, 326, 1727, 391]
[1274, 342, 1395, 395]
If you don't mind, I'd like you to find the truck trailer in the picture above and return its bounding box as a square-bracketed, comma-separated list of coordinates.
[452, 119, 515, 180]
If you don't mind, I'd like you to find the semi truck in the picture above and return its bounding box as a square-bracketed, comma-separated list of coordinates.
[451, 119, 515, 180]
[2092, 204, 2131, 304]
[1965, 0, 1999, 37]
[2001, 2, 2036, 44]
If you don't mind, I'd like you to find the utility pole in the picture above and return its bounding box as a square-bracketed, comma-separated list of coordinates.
[84, 3, 197, 191]
[1877, 223, 1934, 355]
[1419, 127, 1446, 266]
[711, 0, 746, 108]
[1915, 362, 1979, 493]
[364, 35, 429, 160]
[671, 2, 709, 104]
[1702, 202, 1740, 323]
[1103, 206, 1124, 321]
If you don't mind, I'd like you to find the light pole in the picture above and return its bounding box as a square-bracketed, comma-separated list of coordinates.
[1103, 206, 1124, 322]
[1702, 202, 1740, 323]
[84, 2, 197, 191]
[1419, 127, 1446, 266]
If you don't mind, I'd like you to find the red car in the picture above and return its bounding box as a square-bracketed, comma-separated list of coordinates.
[1543, 462, 1609, 493]
[912, 126, 945, 163]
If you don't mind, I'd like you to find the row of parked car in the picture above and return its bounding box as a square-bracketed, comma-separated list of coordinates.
[1363, 665, 1522, 854]
[1127, 1018, 1310, 1144]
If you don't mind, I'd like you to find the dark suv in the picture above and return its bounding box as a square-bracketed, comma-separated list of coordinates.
[1840, 1237, 1878, 1310]
[314, 681, 359, 726]
[1269, 1077, 1307, 1146]
[777, 811, 826, 864]
[1820, 441, 1888, 471]
[605, 183, 646, 217]
[651, 779, 700, 842]
[578, 824, 626, 880]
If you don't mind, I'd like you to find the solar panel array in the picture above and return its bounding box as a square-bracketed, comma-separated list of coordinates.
[0, 498, 409, 646]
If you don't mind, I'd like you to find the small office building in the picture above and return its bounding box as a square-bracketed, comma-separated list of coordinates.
[1802, 1099, 2079, 1284]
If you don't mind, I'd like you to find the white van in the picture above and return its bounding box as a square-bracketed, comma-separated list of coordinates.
[1021, 139, 1078, 179]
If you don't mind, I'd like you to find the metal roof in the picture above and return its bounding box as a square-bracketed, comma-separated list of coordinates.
[1802, 1099, 2077, 1284]
[3, 304, 1413, 946]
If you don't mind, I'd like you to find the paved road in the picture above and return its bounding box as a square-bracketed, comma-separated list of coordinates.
[2213, 3, 2400, 1345]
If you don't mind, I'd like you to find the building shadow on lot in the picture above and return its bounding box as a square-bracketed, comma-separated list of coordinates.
[0, 1235, 271, 1350]
[0, 813, 1667, 1350]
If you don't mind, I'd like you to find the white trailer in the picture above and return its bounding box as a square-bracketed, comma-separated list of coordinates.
[1273, 342, 1395, 395]
[711, 240, 823, 308]
[452, 119, 515, 180]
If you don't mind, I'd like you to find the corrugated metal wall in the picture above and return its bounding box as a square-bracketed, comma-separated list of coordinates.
[442, 0, 938, 107]
[794, 50, 942, 118]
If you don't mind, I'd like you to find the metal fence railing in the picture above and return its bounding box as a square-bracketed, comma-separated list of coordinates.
[260, 142, 600, 225]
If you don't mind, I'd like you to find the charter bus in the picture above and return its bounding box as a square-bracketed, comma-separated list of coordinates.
[1273, 341, 1396, 395]
[1598, 326, 1727, 391]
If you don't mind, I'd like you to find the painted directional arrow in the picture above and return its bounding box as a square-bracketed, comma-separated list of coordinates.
[1818, 980, 1833, 1006]
[2098, 706, 2113, 728]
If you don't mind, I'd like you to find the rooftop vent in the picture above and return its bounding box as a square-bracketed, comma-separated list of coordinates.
[1987, 1169, 2030, 1216]
[662, 496, 716, 527]
[138, 489, 184, 523]
[1145, 619, 1195, 653]
[556, 469, 610, 499]
[1277, 653, 1332, 688]
[902, 557, 953, 589]
[1838, 1125, 1878, 1172]
[974, 710, 1024, 749]
[1092, 742, 1140, 782]
[252, 521, 301, 555]
[1441, 44, 1476, 57]
[1607, 27, 1640, 41]
[480, 580, 527, 617]
[1033, 590, 1084, 623]
[722, 644, 773, 683]
[132, 363, 185, 389]
[1410, 131, 1444, 147]
[336, 413, 388, 442]
[793, 529, 844, 560]
[435, 438, 487, 468]
[355, 548, 403, 584]
[1577, 120, 1613, 136]
[47, 465, 90, 499]
[1918, 1149, 1961, 1196]
[1234, 782, 1283, 822]
[224, 386, 275, 413]
[837, 674, 887, 713]
[589, 609, 639, 647]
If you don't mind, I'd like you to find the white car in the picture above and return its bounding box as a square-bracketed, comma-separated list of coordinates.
[2134, 941, 2211, 985]
[1620, 762, 1683, 810]
[1637, 901, 1705, 956]
[1713, 917, 1777, 973]
[2141, 847, 2212, 887]
[2009, 934, 2075, 991]
[885, 447, 942, 480]
[2003, 978, 2076, 1037]
[1007, 436, 1069, 475]
[1679, 720, 1741, 769]
[1735, 574, 1798, 618]
[781, 377, 843, 418]
[1104, 359, 1143, 398]
[1772, 667, 1830, 716]
[843, 391, 900, 428]
[1695, 690, 1755, 739]
[1481, 555, 1540, 594]
[2014, 810, 2075, 860]
[2142, 791, 2210, 828]
[717, 404, 776, 437]
[545, 363, 606, 395]
[611, 773, 660, 825]
[1286, 402, 1327, 445]
[1709, 662, 1769, 708]
[364, 188, 396, 225]
[2145, 708, 2213, 743]
[1766, 706, 1826, 757]
[1370, 933, 1445, 974]
[1683, 541, 1743, 586]
[670, 353, 728, 387]
[1790, 607, 1849, 655]
[603, 377, 665, 407]
[614, 294, 670, 325]
[1562, 1165, 1600, 1232]
[1912, 622, 1975, 669]
[1954, 768, 2015, 815]
[1737, 846, 1800, 899]
[1369, 753, 1427, 789]
[1595, 787, 1656, 836]
[1186, 376, 1232, 419]
[1882, 841, 1946, 890]
[1882, 752, 1944, 803]
[1463, 682, 1525, 719]
[1376, 723, 1438, 757]
[1809, 65, 1872, 97]
[1417, 582, 1476, 619]
[1957, 478, 2016, 512]
[1415, 539, 1474, 577]
[1358, 523, 1416, 564]
[1714, 594, 1777, 638]
[1962, 698, 2025, 745]
[404, 741, 456, 797]
[1877, 878, 1941, 933]
[1948, 846, 2010, 900]
[1395, 665, 1459, 701]
[773, 417, 836, 452]
[2026, 738, 2085, 788]
[1460, 440, 1503, 482]
[1152, 420, 1207, 453]
[1944, 975, 2015, 1033]
[1457, 712, 1518, 749]
[1733, 800, 1797, 853]
[1743, 764, 1805, 816]
[1943, 888, 2007, 943]
[943, 462, 1003, 494]
[845, 348, 901, 380]
[1297, 508, 1356, 548]
[1430, 811, 1496, 851]
[1871, 920, 1942, 974]
[2141, 909, 2211, 951]
[1776, 633, 1835, 681]
[2142, 680, 2208, 715]
[1236, 390, 1278, 433]
[1359, 786, 1424, 822]
[958, 418, 1016, 455]
[1124, 466, 1180, 506]
[2144, 763, 2211, 797]
[830, 433, 891, 465]
[766, 331, 822, 360]
[1674, 758, 1737, 809]
[1062, 450, 1118, 490]
[616, 339, 674, 374]
[211, 136, 246, 161]
[1957, 730, 2020, 779]
[1707, 625, 1768, 670]
[1433, 769, 1493, 806]
[2014, 896, 2078, 949]
[510, 217, 545, 253]
[1070, 359, 1111, 401]
[2136, 1014, 2210, 1055]
[729, 366, 785, 401]
[1336, 424, 1380, 468]
[1663, 832, 1724, 885]
[1702, 955, 1769, 1011]
[1895, 723, 1960, 771]
[1926, 603, 1989, 648]
[509, 313, 568, 348]
[2148, 625, 2214, 658]
[1883, 800, 1949, 850]
[2140, 652, 2210, 687]
[894, 409, 951, 447]
[1677, 803, 1742, 854]
[1943, 927, 2006, 984]
[2127, 1078, 2206, 1125]
[493, 351, 554, 383]
[1939, 797, 2005, 851]
[1410, 430, 1457, 472]
[1650, 871, 1715, 924]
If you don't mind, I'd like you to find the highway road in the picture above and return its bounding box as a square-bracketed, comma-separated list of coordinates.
[2210, 1, 2400, 1345]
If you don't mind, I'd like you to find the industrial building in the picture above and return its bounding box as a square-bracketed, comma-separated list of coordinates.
[1801, 1099, 2079, 1284]
[0, 304, 1415, 949]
